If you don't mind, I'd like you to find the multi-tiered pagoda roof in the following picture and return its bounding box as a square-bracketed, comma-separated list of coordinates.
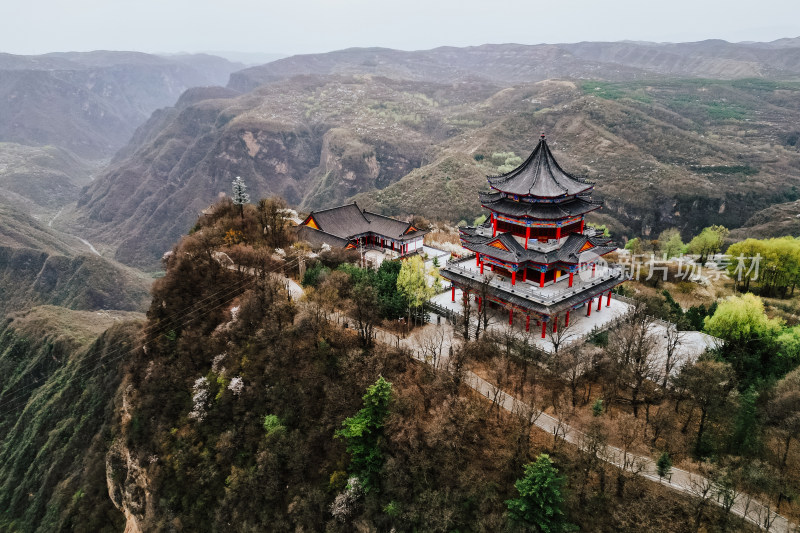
[440, 133, 628, 339]
[486, 136, 593, 197]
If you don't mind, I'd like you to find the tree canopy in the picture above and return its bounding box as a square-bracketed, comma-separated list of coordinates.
[703, 293, 786, 387]
[658, 228, 685, 259]
[397, 255, 436, 323]
[506, 454, 568, 533]
[727, 236, 800, 297]
[687, 225, 729, 265]
[336, 376, 393, 492]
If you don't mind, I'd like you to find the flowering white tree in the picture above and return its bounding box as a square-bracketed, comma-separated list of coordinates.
[231, 176, 250, 220]
[330, 477, 363, 522]
[228, 376, 244, 396]
[189, 376, 210, 421]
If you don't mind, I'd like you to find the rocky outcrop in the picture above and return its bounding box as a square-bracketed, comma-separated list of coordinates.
[74, 75, 448, 267]
[106, 430, 150, 533]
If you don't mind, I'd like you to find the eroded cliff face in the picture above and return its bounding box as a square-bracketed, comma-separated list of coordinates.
[107, 426, 150, 533]
[74, 75, 449, 268]
[301, 127, 423, 210]
[0, 313, 142, 531]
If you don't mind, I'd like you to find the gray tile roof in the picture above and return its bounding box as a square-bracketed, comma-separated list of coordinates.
[302, 203, 428, 243]
[487, 135, 593, 198]
[295, 225, 350, 248]
[460, 228, 616, 266]
[480, 192, 601, 220]
[440, 266, 626, 317]
[363, 211, 426, 241]
[306, 203, 371, 239]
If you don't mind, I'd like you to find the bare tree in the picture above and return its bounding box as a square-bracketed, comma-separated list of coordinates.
[547, 311, 578, 356]
[473, 274, 496, 339]
[459, 289, 472, 341]
[510, 392, 543, 468]
[711, 465, 742, 533]
[551, 393, 574, 451]
[615, 416, 645, 497]
[552, 344, 587, 408]
[606, 307, 660, 417]
[688, 469, 716, 533]
[257, 196, 290, 248]
[351, 282, 379, 347]
[578, 419, 609, 500]
[412, 325, 453, 369]
[767, 367, 800, 467]
[661, 325, 686, 388]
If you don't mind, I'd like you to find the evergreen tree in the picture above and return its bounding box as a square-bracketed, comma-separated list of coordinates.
[591, 398, 604, 417]
[730, 386, 762, 457]
[506, 454, 568, 533]
[231, 176, 250, 220]
[656, 452, 672, 480]
[336, 376, 393, 492]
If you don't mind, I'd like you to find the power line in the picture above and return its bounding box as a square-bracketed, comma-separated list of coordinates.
[0, 257, 300, 418]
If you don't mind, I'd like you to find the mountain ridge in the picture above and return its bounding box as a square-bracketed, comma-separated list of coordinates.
[228, 39, 800, 92]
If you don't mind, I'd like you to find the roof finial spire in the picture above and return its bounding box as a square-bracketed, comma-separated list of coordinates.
[540, 131, 546, 140]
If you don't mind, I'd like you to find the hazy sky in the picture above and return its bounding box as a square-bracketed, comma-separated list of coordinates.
[3, 0, 799, 56]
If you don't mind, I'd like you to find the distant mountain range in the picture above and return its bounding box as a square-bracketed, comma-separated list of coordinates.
[229, 39, 800, 92]
[3, 39, 800, 272]
[0, 50, 244, 312]
[0, 50, 243, 158]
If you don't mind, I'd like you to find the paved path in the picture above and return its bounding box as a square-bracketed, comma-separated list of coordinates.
[395, 323, 794, 532]
[461, 371, 792, 532]
[287, 272, 794, 532]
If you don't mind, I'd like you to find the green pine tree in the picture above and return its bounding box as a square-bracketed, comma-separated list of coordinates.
[336, 376, 393, 492]
[656, 452, 672, 480]
[506, 454, 568, 533]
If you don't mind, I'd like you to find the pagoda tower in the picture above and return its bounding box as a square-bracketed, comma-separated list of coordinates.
[440, 134, 627, 339]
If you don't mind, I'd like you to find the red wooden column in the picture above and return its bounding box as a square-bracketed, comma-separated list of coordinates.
[522, 268, 527, 282]
[607, 291, 612, 306]
[565, 310, 571, 327]
[539, 271, 545, 288]
[492, 214, 497, 237]
[597, 297, 602, 312]
[451, 285, 456, 302]
[525, 226, 530, 249]
[526, 315, 530, 332]
[568, 272, 574, 288]
[509, 308, 513, 325]
[587, 299, 593, 317]
[580, 219, 585, 233]
[556, 226, 562, 240]
[541, 321, 547, 338]
[553, 315, 558, 333]
[476, 253, 481, 266]
[512, 271, 516, 286]
[591, 263, 596, 278]
[480, 262, 484, 274]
